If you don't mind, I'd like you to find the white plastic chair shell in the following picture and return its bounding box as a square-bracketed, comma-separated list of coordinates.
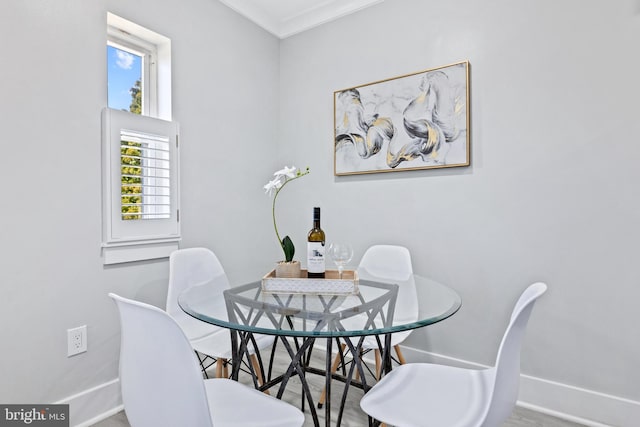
[166, 247, 272, 373]
[359, 282, 548, 427]
[357, 245, 419, 349]
[166, 247, 230, 340]
[109, 293, 305, 427]
[318, 245, 418, 407]
[358, 244, 414, 282]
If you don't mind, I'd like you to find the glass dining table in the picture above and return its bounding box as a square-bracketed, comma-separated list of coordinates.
[179, 272, 461, 427]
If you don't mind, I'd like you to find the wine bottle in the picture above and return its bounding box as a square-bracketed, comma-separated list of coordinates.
[307, 207, 326, 278]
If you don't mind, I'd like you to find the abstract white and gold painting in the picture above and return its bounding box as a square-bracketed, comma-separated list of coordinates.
[334, 61, 470, 175]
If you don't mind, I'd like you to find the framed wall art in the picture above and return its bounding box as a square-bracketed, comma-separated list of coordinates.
[333, 60, 470, 176]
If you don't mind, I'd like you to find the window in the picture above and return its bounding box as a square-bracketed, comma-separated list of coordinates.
[107, 12, 171, 120]
[102, 14, 178, 264]
[107, 42, 146, 114]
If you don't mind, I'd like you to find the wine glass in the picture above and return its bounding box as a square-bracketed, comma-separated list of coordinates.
[327, 243, 354, 279]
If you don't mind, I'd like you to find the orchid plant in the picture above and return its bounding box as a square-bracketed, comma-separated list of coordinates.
[264, 166, 310, 263]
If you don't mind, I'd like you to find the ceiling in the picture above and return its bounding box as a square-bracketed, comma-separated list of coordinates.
[218, 0, 383, 39]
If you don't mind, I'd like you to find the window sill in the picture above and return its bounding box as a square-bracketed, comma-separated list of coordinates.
[102, 238, 180, 265]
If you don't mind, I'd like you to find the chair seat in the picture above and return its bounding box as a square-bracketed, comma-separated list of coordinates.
[360, 363, 494, 427]
[205, 378, 305, 427]
[174, 312, 224, 341]
[171, 290, 230, 341]
[191, 329, 274, 360]
[360, 329, 412, 349]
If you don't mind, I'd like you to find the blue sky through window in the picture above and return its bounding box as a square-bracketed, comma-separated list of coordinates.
[107, 45, 142, 112]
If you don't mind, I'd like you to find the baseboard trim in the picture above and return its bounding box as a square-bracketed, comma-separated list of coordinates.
[55, 378, 122, 427]
[400, 345, 640, 427]
[518, 373, 639, 427]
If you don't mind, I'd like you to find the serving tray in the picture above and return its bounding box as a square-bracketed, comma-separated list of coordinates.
[261, 269, 359, 295]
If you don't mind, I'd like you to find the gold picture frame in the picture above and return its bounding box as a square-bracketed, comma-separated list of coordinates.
[333, 60, 470, 176]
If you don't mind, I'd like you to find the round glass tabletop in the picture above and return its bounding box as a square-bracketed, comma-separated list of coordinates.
[178, 274, 461, 338]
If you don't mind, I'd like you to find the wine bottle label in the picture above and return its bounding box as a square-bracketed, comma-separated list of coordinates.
[307, 242, 325, 274]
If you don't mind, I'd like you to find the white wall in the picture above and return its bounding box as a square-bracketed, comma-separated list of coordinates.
[277, 0, 640, 425]
[0, 0, 280, 424]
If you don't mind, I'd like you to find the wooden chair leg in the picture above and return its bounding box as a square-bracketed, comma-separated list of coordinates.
[317, 343, 346, 408]
[250, 354, 270, 395]
[394, 344, 406, 365]
[222, 358, 229, 378]
[374, 349, 382, 380]
[215, 358, 224, 378]
[355, 348, 364, 382]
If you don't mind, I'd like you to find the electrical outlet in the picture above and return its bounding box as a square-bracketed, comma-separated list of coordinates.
[67, 325, 87, 357]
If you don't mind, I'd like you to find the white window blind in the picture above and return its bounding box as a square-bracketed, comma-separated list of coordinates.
[120, 129, 171, 220]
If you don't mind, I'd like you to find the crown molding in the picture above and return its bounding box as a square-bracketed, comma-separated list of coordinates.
[219, 0, 384, 39]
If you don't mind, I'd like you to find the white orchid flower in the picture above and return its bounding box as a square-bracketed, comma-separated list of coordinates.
[273, 166, 297, 179]
[263, 177, 283, 195]
[264, 166, 310, 262]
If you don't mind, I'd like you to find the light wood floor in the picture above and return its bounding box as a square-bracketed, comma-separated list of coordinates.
[93, 342, 586, 427]
[94, 405, 585, 427]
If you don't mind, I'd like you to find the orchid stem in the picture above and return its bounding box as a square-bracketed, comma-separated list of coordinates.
[272, 187, 283, 252]
[271, 168, 310, 258]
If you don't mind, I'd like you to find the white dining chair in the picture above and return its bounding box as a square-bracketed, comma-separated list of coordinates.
[357, 245, 418, 374]
[360, 282, 548, 427]
[318, 245, 417, 406]
[109, 293, 305, 427]
[167, 247, 272, 381]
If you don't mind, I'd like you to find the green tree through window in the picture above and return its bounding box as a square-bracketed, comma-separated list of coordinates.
[121, 140, 142, 220]
[129, 79, 142, 114]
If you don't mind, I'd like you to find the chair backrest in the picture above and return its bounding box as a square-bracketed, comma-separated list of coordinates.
[358, 245, 413, 281]
[358, 245, 418, 324]
[166, 247, 230, 318]
[482, 282, 547, 427]
[109, 293, 214, 427]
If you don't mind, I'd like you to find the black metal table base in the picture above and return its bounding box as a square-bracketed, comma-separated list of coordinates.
[230, 330, 392, 427]
[223, 280, 399, 427]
